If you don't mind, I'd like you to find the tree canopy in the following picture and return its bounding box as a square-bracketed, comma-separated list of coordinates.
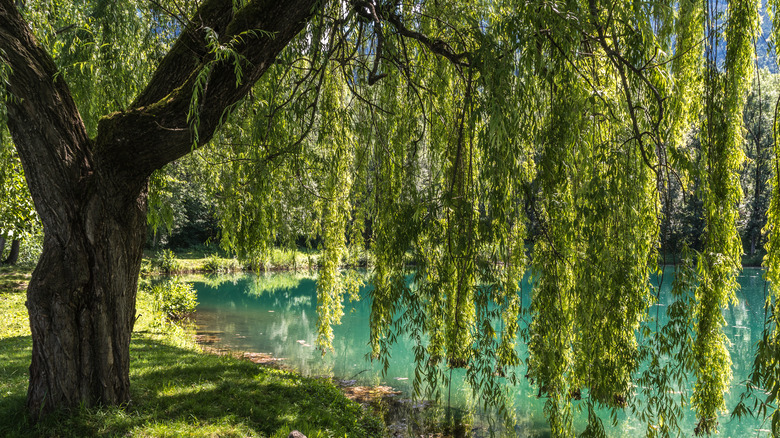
[0, 142, 37, 246]
[2, 0, 780, 436]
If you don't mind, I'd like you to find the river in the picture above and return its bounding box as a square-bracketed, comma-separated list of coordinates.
[189, 268, 770, 437]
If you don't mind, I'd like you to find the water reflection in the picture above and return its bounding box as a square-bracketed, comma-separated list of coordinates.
[192, 268, 770, 437]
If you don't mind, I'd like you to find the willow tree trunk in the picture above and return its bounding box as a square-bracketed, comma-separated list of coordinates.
[25, 181, 147, 416]
[4, 238, 19, 265]
[0, 0, 318, 420]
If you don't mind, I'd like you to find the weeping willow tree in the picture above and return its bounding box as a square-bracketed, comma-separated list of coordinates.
[0, 0, 775, 435]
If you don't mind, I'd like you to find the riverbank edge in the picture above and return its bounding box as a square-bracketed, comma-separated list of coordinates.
[192, 333, 438, 437]
[141, 247, 379, 276]
[0, 264, 385, 438]
[145, 247, 768, 277]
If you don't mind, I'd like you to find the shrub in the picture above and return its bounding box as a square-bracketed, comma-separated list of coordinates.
[149, 278, 197, 322]
[203, 254, 221, 272]
[153, 249, 180, 274]
[139, 258, 154, 275]
[203, 253, 239, 273]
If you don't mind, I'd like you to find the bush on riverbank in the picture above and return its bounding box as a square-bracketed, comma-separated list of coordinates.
[0, 265, 384, 437]
[145, 277, 198, 323]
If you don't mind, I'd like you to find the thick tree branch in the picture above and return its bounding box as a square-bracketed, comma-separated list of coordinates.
[97, 0, 321, 184]
[132, 0, 234, 108]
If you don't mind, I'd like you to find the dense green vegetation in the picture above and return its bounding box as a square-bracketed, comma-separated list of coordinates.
[5, 0, 780, 436]
[0, 265, 383, 437]
[139, 66, 780, 270]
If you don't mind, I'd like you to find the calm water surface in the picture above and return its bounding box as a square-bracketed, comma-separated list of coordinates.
[191, 269, 770, 437]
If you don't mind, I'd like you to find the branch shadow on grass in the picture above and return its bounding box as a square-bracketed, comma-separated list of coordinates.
[0, 335, 381, 438]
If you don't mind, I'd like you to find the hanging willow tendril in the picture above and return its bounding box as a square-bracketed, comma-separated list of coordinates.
[693, 0, 757, 434]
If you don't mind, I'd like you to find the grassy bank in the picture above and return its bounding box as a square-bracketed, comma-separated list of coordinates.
[141, 244, 385, 275]
[152, 245, 770, 277]
[142, 247, 324, 275]
[0, 265, 383, 438]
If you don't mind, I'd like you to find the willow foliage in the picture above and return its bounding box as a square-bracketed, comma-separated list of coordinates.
[734, 0, 780, 435]
[691, 0, 758, 433]
[0, 134, 37, 241]
[207, 0, 756, 433]
[4, 0, 778, 435]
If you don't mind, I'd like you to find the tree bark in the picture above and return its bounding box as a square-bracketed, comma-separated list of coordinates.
[0, 0, 318, 420]
[25, 185, 147, 417]
[4, 238, 19, 265]
[0, 236, 5, 261]
[750, 129, 763, 256]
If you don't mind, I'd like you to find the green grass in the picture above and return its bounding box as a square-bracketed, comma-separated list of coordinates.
[140, 243, 391, 275]
[0, 265, 384, 438]
[141, 247, 323, 275]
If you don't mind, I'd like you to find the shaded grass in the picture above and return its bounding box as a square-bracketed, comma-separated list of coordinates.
[1, 336, 382, 437]
[0, 266, 384, 438]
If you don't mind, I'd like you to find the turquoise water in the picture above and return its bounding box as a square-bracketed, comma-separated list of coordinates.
[191, 269, 770, 437]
